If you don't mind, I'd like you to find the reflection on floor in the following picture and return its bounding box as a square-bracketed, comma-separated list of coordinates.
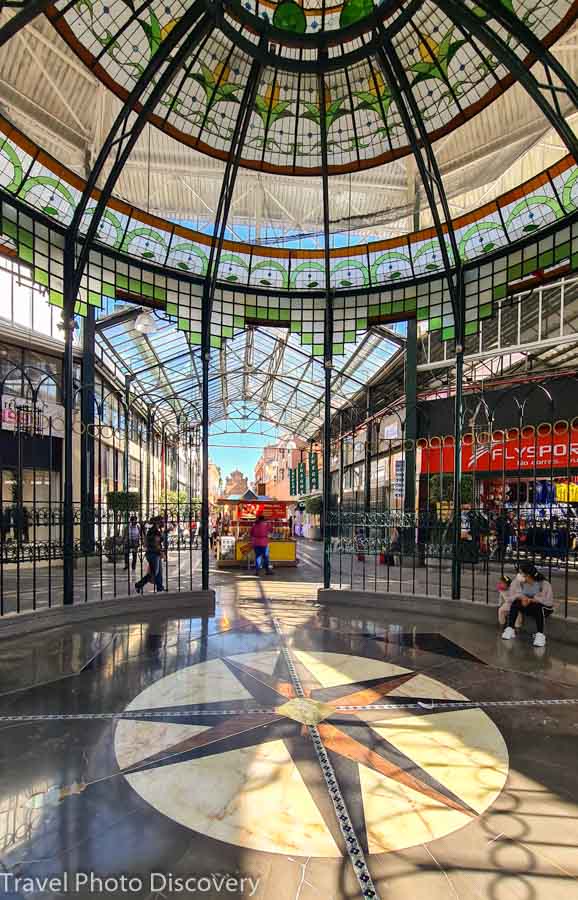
[1, 592, 577, 899]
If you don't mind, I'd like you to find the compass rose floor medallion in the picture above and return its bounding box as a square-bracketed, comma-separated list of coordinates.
[114, 648, 509, 857]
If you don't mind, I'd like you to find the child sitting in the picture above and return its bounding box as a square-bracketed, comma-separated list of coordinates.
[502, 563, 555, 647]
[497, 575, 523, 628]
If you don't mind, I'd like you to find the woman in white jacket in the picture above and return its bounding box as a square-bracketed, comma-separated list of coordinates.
[502, 563, 555, 647]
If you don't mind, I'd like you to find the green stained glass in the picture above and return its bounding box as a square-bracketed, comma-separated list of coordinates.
[273, 0, 307, 34]
[339, 0, 374, 29]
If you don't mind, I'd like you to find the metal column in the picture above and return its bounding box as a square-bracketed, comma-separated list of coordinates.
[201, 287, 210, 592]
[318, 59, 333, 590]
[80, 305, 95, 554]
[364, 389, 372, 515]
[323, 300, 333, 589]
[62, 235, 75, 605]
[124, 375, 132, 492]
[198, 53, 264, 591]
[404, 319, 417, 536]
[377, 39, 466, 600]
[451, 289, 466, 599]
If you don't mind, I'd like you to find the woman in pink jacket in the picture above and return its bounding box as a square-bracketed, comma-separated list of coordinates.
[250, 515, 270, 575]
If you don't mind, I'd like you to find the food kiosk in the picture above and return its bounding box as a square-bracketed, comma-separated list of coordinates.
[215, 490, 297, 568]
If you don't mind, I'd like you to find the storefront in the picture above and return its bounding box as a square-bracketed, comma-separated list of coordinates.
[0, 397, 64, 553]
[419, 425, 578, 556]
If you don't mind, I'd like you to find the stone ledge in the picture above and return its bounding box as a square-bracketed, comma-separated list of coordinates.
[0, 590, 216, 641]
[317, 588, 578, 647]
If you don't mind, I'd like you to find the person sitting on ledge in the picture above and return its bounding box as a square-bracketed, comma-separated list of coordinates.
[502, 562, 554, 647]
[497, 575, 523, 629]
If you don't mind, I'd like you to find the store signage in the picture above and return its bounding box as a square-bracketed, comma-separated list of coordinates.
[238, 502, 287, 521]
[421, 431, 578, 473]
[297, 461, 307, 495]
[309, 452, 319, 491]
[354, 437, 366, 462]
[394, 459, 405, 497]
[380, 419, 401, 440]
[289, 468, 297, 496]
[1, 398, 65, 437]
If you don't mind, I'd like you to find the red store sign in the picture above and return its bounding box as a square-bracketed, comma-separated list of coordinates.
[421, 431, 578, 474]
[237, 502, 287, 520]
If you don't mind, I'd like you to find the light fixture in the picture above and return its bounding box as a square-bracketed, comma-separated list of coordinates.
[134, 309, 159, 334]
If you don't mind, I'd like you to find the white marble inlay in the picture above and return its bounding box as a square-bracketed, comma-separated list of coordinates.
[115, 650, 509, 857]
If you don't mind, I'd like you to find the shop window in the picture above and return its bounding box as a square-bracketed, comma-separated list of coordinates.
[0, 267, 14, 323]
[12, 278, 33, 331]
[25, 351, 61, 403]
[518, 294, 540, 345]
[1, 468, 61, 544]
[31, 288, 54, 338]
[129, 457, 141, 491]
[354, 437, 365, 462]
[0, 346, 24, 397]
[342, 436, 353, 466]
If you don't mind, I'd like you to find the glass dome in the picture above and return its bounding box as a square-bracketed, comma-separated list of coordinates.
[45, 0, 576, 175]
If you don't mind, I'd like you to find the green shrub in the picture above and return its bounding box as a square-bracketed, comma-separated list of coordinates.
[106, 491, 141, 512]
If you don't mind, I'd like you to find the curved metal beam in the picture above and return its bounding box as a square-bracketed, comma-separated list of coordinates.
[473, 0, 578, 108]
[65, 0, 212, 305]
[60, 0, 212, 605]
[375, 42, 462, 319]
[376, 34, 466, 599]
[318, 60, 337, 589]
[437, 0, 578, 160]
[200, 49, 264, 590]
[0, 0, 52, 49]
[204, 52, 264, 288]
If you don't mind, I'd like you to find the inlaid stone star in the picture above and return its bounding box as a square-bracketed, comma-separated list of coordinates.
[116, 651, 478, 854]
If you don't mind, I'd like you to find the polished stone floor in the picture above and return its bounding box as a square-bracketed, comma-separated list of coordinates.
[1, 587, 577, 899]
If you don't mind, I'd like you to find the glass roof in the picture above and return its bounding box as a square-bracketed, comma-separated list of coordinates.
[94, 301, 402, 437]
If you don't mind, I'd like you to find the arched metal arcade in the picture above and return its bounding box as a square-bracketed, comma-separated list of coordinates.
[0, 0, 576, 609]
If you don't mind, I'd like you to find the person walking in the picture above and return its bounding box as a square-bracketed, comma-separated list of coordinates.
[123, 515, 141, 572]
[501, 563, 555, 647]
[190, 518, 199, 549]
[250, 514, 270, 575]
[135, 516, 165, 593]
[495, 511, 512, 562]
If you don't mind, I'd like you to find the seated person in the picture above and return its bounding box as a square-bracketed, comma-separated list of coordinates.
[497, 575, 523, 628]
[502, 563, 555, 647]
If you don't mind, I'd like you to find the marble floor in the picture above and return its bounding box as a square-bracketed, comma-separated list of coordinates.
[0, 586, 577, 899]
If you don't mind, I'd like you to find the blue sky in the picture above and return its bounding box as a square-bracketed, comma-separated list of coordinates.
[178, 221, 380, 249]
[209, 433, 268, 484]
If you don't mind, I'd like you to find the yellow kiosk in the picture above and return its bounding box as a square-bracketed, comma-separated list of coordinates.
[215, 490, 297, 568]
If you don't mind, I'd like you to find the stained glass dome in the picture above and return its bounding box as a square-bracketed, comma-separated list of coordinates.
[44, 0, 576, 175]
[236, 0, 384, 35]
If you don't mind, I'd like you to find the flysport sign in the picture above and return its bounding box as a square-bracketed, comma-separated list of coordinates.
[421, 430, 578, 474]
